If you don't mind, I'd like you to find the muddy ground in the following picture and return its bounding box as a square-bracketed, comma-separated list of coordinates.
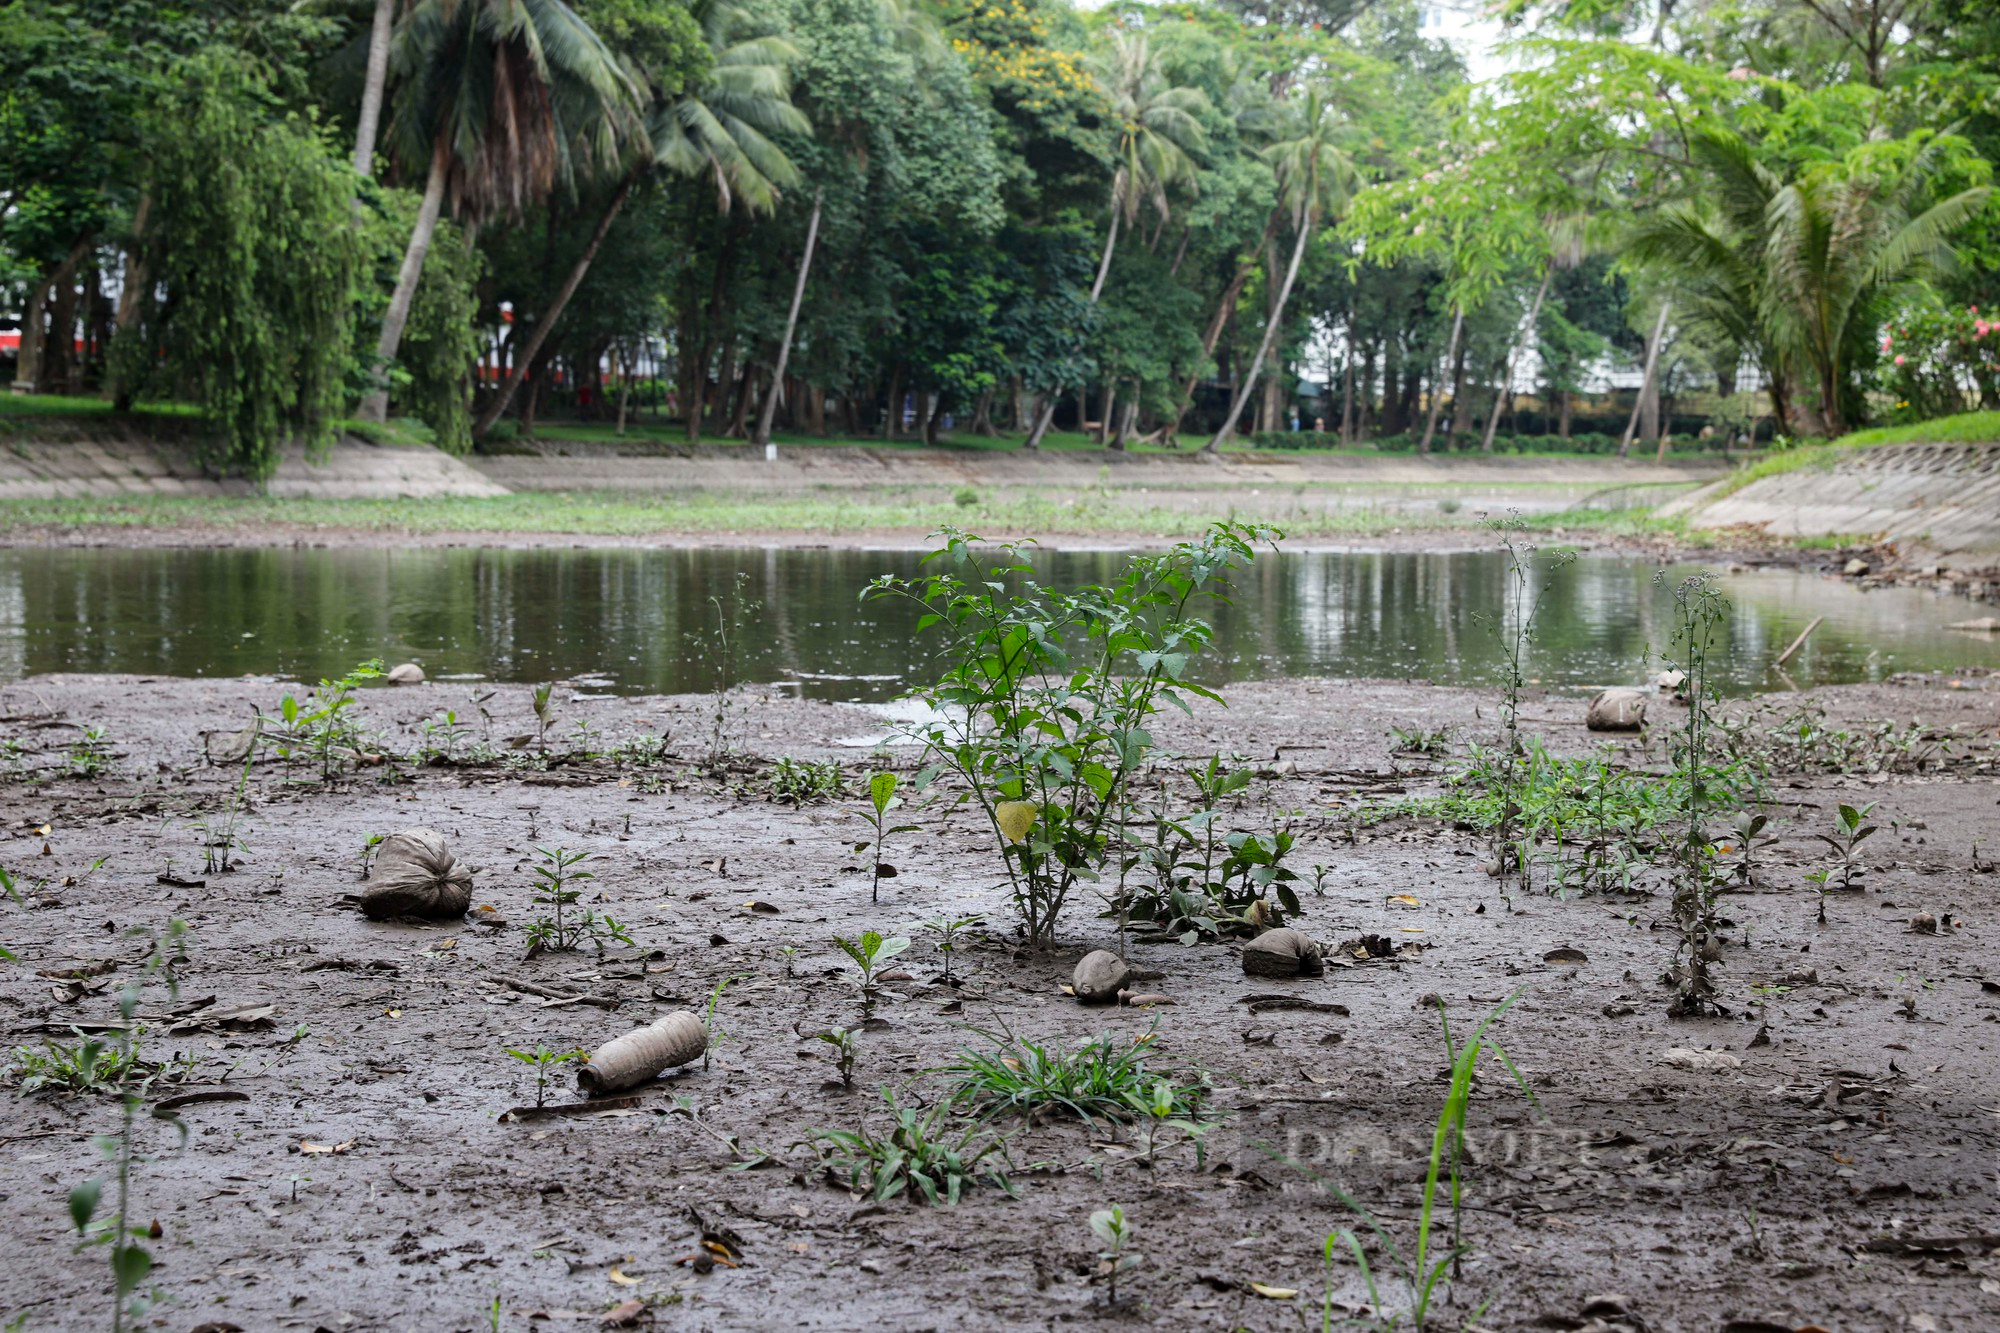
[1, 672, 1997, 1333]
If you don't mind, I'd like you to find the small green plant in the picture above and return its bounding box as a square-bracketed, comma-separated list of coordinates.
[531, 682, 556, 750]
[189, 717, 259, 874]
[1282, 994, 1535, 1333]
[700, 974, 744, 1070]
[66, 920, 191, 1333]
[1661, 573, 1730, 1016]
[768, 756, 843, 805]
[10, 1032, 144, 1094]
[263, 659, 383, 783]
[1720, 809, 1775, 889]
[864, 523, 1275, 945]
[1389, 724, 1452, 757]
[812, 1026, 859, 1088]
[67, 725, 115, 779]
[1089, 1205, 1139, 1305]
[1121, 757, 1303, 942]
[947, 1027, 1213, 1133]
[915, 912, 986, 984]
[418, 709, 472, 765]
[522, 845, 631, 955]
[953, 484, 980, 507]
[684, 571, 760, 769]
[855, 773, 919, 904]
[1126, 1075, 1215, 1166]
[1471, 518, 1576, 903]
[505, 1043, 585, 1109]
[1816, 801, 1878, 895]
[359, 832, 386, 879]
[833, 930, 910, 995]
[807, 1088, 1015, 1205]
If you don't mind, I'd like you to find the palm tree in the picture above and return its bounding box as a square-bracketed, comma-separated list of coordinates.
[1204, 85, 1355, 453]
[1022, 29, 1208, 449]
[471, 0, 807, 437]
[357, 0, 639, 424]
[1627, 127, 1990, 436]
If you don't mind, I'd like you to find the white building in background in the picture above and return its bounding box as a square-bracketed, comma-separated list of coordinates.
[1413, 1, 1512, 83]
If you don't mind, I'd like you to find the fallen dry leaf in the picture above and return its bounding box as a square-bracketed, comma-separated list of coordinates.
[599, 1298, 648, 1326]
[1248, 1282, 1297, 1299]
[608, 1265, 641, 1287]
[1387, 894, 1421, 907]
[300, 1139, 355, 1155]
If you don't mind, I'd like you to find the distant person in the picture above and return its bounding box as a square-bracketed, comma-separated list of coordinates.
[1289, 408, 1300, 432]
[1314, 416, 1325, 432]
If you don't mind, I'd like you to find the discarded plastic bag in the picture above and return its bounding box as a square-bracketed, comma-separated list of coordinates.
[1586, 687, 1648, 732]
[360, 828, 473, 920]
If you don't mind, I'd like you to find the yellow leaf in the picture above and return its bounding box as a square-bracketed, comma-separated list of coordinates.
[384, 1008, 402, 1018]
[608, 1265, 640, 1287]
[996, 802, 1037, 844]
[1387, 894, 1421, 907]
[1249, 1282, 1297, 1300]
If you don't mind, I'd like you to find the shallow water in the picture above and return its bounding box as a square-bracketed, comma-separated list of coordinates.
[3, 545, 1993, 700]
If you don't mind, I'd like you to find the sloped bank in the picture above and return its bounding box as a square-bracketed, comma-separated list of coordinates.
[0, 422, 505, 501]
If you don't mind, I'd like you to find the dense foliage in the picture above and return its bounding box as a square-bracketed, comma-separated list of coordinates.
[3, 0, 1997, 473]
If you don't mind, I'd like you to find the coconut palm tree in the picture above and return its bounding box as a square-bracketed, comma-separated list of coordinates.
[357, 0, 639, 424]
[1204, 84, 1355, 452]
[1022, 29, 1208, 449]
[1626, 126, 1990, 436]
[470, 0, 807, 437]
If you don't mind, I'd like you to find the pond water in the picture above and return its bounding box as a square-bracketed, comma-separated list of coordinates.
[2, 545, 1994, 701]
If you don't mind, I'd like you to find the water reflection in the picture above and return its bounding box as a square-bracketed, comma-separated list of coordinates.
[1, 545, 1991, 700]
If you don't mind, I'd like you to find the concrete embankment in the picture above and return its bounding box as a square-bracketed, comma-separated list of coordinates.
[1669, 441, 2000, 555]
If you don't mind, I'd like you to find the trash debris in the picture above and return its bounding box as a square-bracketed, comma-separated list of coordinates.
[1661, 1048, 1742, 1072]
[359, 828, 474, 921]
[1072, 950, 1130, 1005]
[577, 1010, 707, 1093]
[386, 662, 426, 685]
[1241, 927, 1323, 979]
[1586, 687, 1648, 732]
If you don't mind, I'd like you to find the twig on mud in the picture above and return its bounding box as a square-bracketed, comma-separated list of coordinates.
[502, 978, 621, 1009]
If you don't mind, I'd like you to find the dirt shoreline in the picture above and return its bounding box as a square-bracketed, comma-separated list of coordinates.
[2, 673, 1996, 1332]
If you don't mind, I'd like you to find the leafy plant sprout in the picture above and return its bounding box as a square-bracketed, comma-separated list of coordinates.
[683, 571, 760, 770]
[812, 1026, 859, 1088]
[191, 716, 259, 874]
[864, 523, 1276, 946]
[1661, 572, 1731, 1017]
[806, 1088, 1015, 1206]
[1089, 1205, 1139, 1305]
[504, 1043, 584, 1109]
[946, 1025, 1214, 1133]
[1275, 993, 1536, 1333]
[531, 682, 556, 751]
[522, 845, 630, 955]
[66, 920, 191, 1333]
[768, 756, 843, 804]
[1470, 516, 1576, 905]
[833, 930, 910, 999]
[701, 974, 744, 1071]
[855, 772, 919, 904]
[914, 912, 985, 984]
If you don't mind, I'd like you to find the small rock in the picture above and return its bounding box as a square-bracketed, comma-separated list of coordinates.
[1843, 558, 1870, 577]
[1241, 928, 1324, 979]
[1072, 950, 1130, 1005]
[1602, 1001, 1636, 1018]
[1785, 967, 1819, 985]
[1585, 688, 1647, 732]
[386, 662, 426, 685]
[1544, 946, 1589, 965]
[1909, 912, 1937, 934]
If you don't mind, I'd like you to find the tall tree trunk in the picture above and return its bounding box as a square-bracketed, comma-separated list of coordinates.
[474, 173, 635, 438]
[1481, 267, 1552, 455]
[353, 0, 395, 177]
[1206, 206, 1313, 453]
[924, 388, 952, 445]
[614, 345, 633, 436]
[882, 362, 903, 440]
[1025, 206, 1122, 449]
[1417, 305, 1463, 455]
[1379, 334, 1407, 436]
[970, 386, 995, 436]
[1176, 212, 1278, 424]
[1558, 387, 1572, 440]
[1339, 325, 1356, 444]
[1447, 325, 1471, 437]
[1110, 396, 1137, 450]
[752, 189, 823, 450]
[1618, 301, 1672, 458]
[358, 145, 448, 423]
[1097, 380, 1116, 445]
